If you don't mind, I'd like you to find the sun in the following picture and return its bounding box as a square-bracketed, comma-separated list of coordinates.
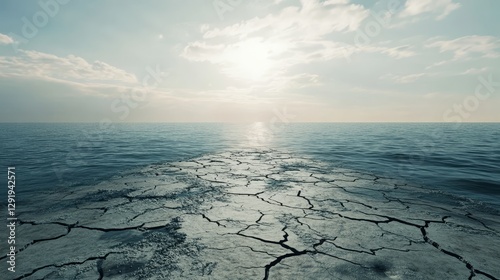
[224, 39, 279, 81]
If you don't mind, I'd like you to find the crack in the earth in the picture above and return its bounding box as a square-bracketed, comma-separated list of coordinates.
[201, 213, 227, 227]
[13, 252, 119, 280]
[465, 212, 498, 234]
[421, 225, 498, 280]
[13, 150, 500, 280]
[297, 190, 314, 209]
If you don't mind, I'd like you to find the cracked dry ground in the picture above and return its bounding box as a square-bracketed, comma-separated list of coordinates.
[2, 150, 500, 280]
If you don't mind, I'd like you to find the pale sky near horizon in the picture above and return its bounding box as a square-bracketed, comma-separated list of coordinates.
[0, 0, 499, 122]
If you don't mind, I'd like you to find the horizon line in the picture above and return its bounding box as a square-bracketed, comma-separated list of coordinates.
[1, 121, 500, 124]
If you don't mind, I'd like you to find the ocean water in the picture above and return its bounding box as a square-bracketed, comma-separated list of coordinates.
[0, 123, 499, 206]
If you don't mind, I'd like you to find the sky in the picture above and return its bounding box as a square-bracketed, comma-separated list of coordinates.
[0, 0, 499, 122]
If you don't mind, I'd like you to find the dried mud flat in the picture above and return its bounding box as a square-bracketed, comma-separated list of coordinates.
[2, 149, 500, 280]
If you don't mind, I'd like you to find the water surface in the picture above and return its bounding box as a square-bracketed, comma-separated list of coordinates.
[0, 123, 498, 206]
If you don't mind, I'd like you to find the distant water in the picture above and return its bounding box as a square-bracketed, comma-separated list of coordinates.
[0, 123, 499, 206]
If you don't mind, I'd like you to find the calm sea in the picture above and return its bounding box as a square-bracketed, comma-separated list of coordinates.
[0, 123, 499, 206]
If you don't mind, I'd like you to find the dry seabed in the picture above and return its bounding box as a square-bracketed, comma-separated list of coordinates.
[2, 149, 500, 280]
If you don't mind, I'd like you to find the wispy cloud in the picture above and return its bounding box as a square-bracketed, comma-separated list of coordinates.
[400, 0, 461, 20]
[203, 0, 369, 40]
[381, 73, 427, 84]
[460, 67, 488, 75]
[0, 33, 14, 45]
[0, 50, 138, 84]
[379, 45, 417, 59]
[427, 35, 500, 59]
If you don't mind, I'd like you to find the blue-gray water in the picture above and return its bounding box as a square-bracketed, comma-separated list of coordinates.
[0, 123, 499, 206]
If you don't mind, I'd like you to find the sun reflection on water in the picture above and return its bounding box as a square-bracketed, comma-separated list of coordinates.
[244, 122, 274, 148]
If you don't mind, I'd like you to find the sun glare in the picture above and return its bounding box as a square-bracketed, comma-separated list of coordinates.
[245, 122, 272, 147]
[224, 39, 280, 81]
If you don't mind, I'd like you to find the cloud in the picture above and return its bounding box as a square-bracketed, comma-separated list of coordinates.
[425, 60, 447, 69]
[0, 33, 14, 45]
[0, 50, 138, 84]
[426, 35, 500, 60]
[328, 42, 417, 61]
[181, 41, 226, 63]
[203, 0, 370, 40]
[310, 42, 418, 66]
[380, 45, 417, 59]
[324, 0, 350, 4]
[400, 0, 461, 20]
[182, 0, 417, 88]
[381, 73, 426, 84]
[383, 65, 491, 83]
[460, 67, 488, 75]
[252, 72, 322, 93]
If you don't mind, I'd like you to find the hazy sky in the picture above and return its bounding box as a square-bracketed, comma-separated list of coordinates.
[0, 0, 499, 122]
